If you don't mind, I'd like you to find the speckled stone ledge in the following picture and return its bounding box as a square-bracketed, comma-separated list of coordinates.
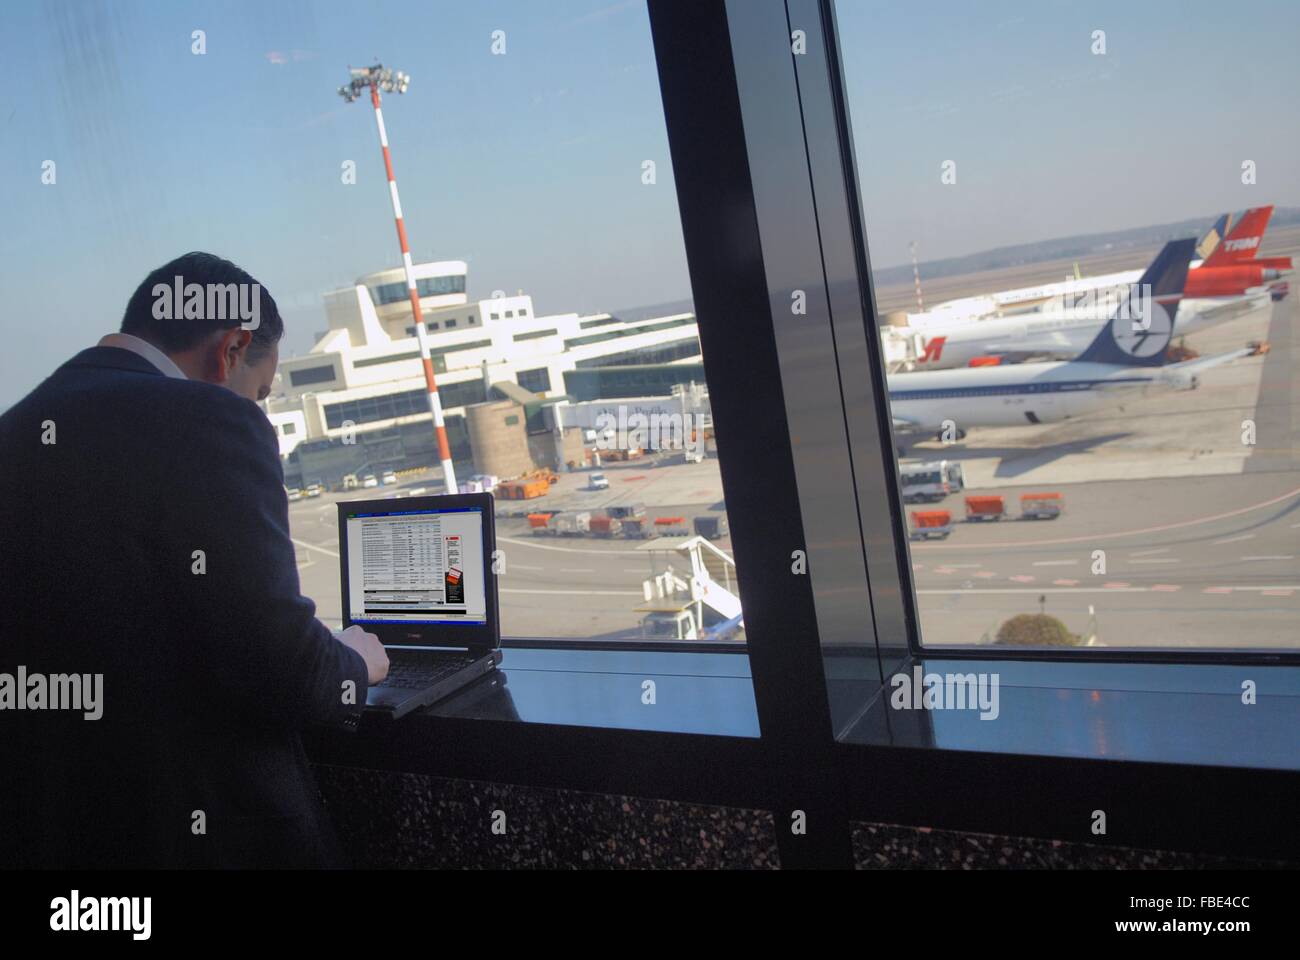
[852, 821, 1294, 869]
[314, 763, 780, 869]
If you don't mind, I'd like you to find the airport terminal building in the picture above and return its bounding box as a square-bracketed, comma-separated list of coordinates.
[265, 260, 707, 486]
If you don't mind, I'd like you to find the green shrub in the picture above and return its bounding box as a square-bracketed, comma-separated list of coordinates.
[995, 613, 1081, 646]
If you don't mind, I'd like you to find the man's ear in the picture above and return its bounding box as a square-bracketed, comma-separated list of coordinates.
[216, 327, 253, 381]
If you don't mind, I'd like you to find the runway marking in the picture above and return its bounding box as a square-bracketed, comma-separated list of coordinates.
[501, 588, 642, 596]
[1103, 582, 1131, 588]
[1009, 575, 1035, 582]
[1261, 589, 1295, 597]
[910, 483, 1300, 550]
[1129, 558, 1181, 564]
[1239, 555, 1295, 562]
[1202, 585, 1300, 593]
[1213, 534, 1255, 545]
[1150, 584, 1181, 592]
[292, 538, 339, 558]
[499, 535, 643, 556]
[947, 563, 982, 568]
[1129, 547, 1170, 557]
[561, 567, 595, 574]
[1033, 560, 1077, 567]
[1053, 578, 1080, 585]
[512, 564, 544, 571]
[918, 587, 1157, 595]
[974, 571, 997, 578]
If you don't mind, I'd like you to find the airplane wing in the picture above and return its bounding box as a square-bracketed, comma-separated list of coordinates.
[1190, 293, 1272, 325]
[1163, 345, 1257, 380]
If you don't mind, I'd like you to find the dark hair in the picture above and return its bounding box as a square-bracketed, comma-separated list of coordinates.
[120, 252, 284, 360]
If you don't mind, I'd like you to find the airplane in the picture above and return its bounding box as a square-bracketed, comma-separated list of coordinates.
[887, 238, 1258, 437]
[1198, 205, 1292, 273]
[901, 205, 1288, 330]
[908, 288, 1270, 370]
[1185, 205, 1291, 297]
[903, 207, 1284, 370]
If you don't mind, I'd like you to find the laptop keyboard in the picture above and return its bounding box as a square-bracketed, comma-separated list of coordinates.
[377, 653, 478, 690]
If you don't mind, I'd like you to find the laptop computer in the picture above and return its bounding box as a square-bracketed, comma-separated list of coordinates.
[338, 491, 502, 720]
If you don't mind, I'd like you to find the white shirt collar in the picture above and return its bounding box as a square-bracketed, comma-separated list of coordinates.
[97, 333, 188, 380]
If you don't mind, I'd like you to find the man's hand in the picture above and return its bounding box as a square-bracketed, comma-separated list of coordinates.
[334, 626, 389, 685]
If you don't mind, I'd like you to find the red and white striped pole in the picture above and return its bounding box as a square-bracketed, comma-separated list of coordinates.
[369, 82, 458, 493]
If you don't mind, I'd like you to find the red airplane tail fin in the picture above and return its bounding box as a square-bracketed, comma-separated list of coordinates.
[1202, 205, 1274, 266]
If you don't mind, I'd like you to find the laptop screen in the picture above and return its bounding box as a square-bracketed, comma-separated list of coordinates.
[344, 506, 488, 626]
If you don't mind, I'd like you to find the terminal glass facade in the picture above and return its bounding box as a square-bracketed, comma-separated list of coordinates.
[368, 275, 467, 306]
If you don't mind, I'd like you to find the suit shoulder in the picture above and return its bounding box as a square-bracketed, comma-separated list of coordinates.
[172, 382, 279, 448]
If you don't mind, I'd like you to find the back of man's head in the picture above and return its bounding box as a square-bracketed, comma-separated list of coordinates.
[120, 252, 283, 361]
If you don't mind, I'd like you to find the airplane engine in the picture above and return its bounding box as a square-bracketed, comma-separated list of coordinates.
[1165, 370, 1199, 391]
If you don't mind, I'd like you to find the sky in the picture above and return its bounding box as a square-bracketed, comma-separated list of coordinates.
[836, 0, 1300, 270]
[0, 0, 686, 404]
[2, 0, 1298, 407]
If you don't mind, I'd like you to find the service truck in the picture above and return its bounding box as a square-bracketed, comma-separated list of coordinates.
[899, 460, 965, 503]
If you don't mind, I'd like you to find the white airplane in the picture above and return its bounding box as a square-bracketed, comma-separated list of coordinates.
[887, 238, 1257, 436]
[895, 207, 1287, 370]
[898, 290, 1270, 371]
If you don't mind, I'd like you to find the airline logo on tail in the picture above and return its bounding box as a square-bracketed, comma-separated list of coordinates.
[1112, 288, 1173, 359]
[1195, 213, 1229, 262]
[1074, 238, 1195, 368]
[918, 335, 947, 363]
[1201, 206, 1274, 267]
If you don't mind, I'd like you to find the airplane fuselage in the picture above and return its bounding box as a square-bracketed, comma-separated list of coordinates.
[905, 294, 1259, 370]
[887, 360, 1163, 431]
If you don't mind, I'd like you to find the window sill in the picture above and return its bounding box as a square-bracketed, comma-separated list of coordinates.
[840, 658, 1300, 771]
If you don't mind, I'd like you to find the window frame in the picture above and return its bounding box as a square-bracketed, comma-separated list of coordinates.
[302, 0, 1300, 870]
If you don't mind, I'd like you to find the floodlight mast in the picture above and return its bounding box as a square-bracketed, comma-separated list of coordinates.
[337, 63, 456, 493]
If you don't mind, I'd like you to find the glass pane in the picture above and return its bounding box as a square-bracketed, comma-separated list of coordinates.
[837, 1, 1300, 651]
[0, 1, 745, 646]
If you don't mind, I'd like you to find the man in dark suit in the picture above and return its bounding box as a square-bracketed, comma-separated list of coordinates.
[0, 252, 389, 868]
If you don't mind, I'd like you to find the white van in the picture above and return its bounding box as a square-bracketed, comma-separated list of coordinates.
[898, 460, 965, 503]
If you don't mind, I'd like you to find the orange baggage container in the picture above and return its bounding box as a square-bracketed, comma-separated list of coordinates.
[526, 513, 551, 530]
[1020, 491, 1063, 520]
[653, 516, 688, 535]
[588, 515, 621, 537]
[909, 509, 952, 540]
[964, 495, 1005, 521]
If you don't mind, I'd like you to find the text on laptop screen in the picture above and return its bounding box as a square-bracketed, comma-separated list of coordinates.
[345, 507, 487, 625]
